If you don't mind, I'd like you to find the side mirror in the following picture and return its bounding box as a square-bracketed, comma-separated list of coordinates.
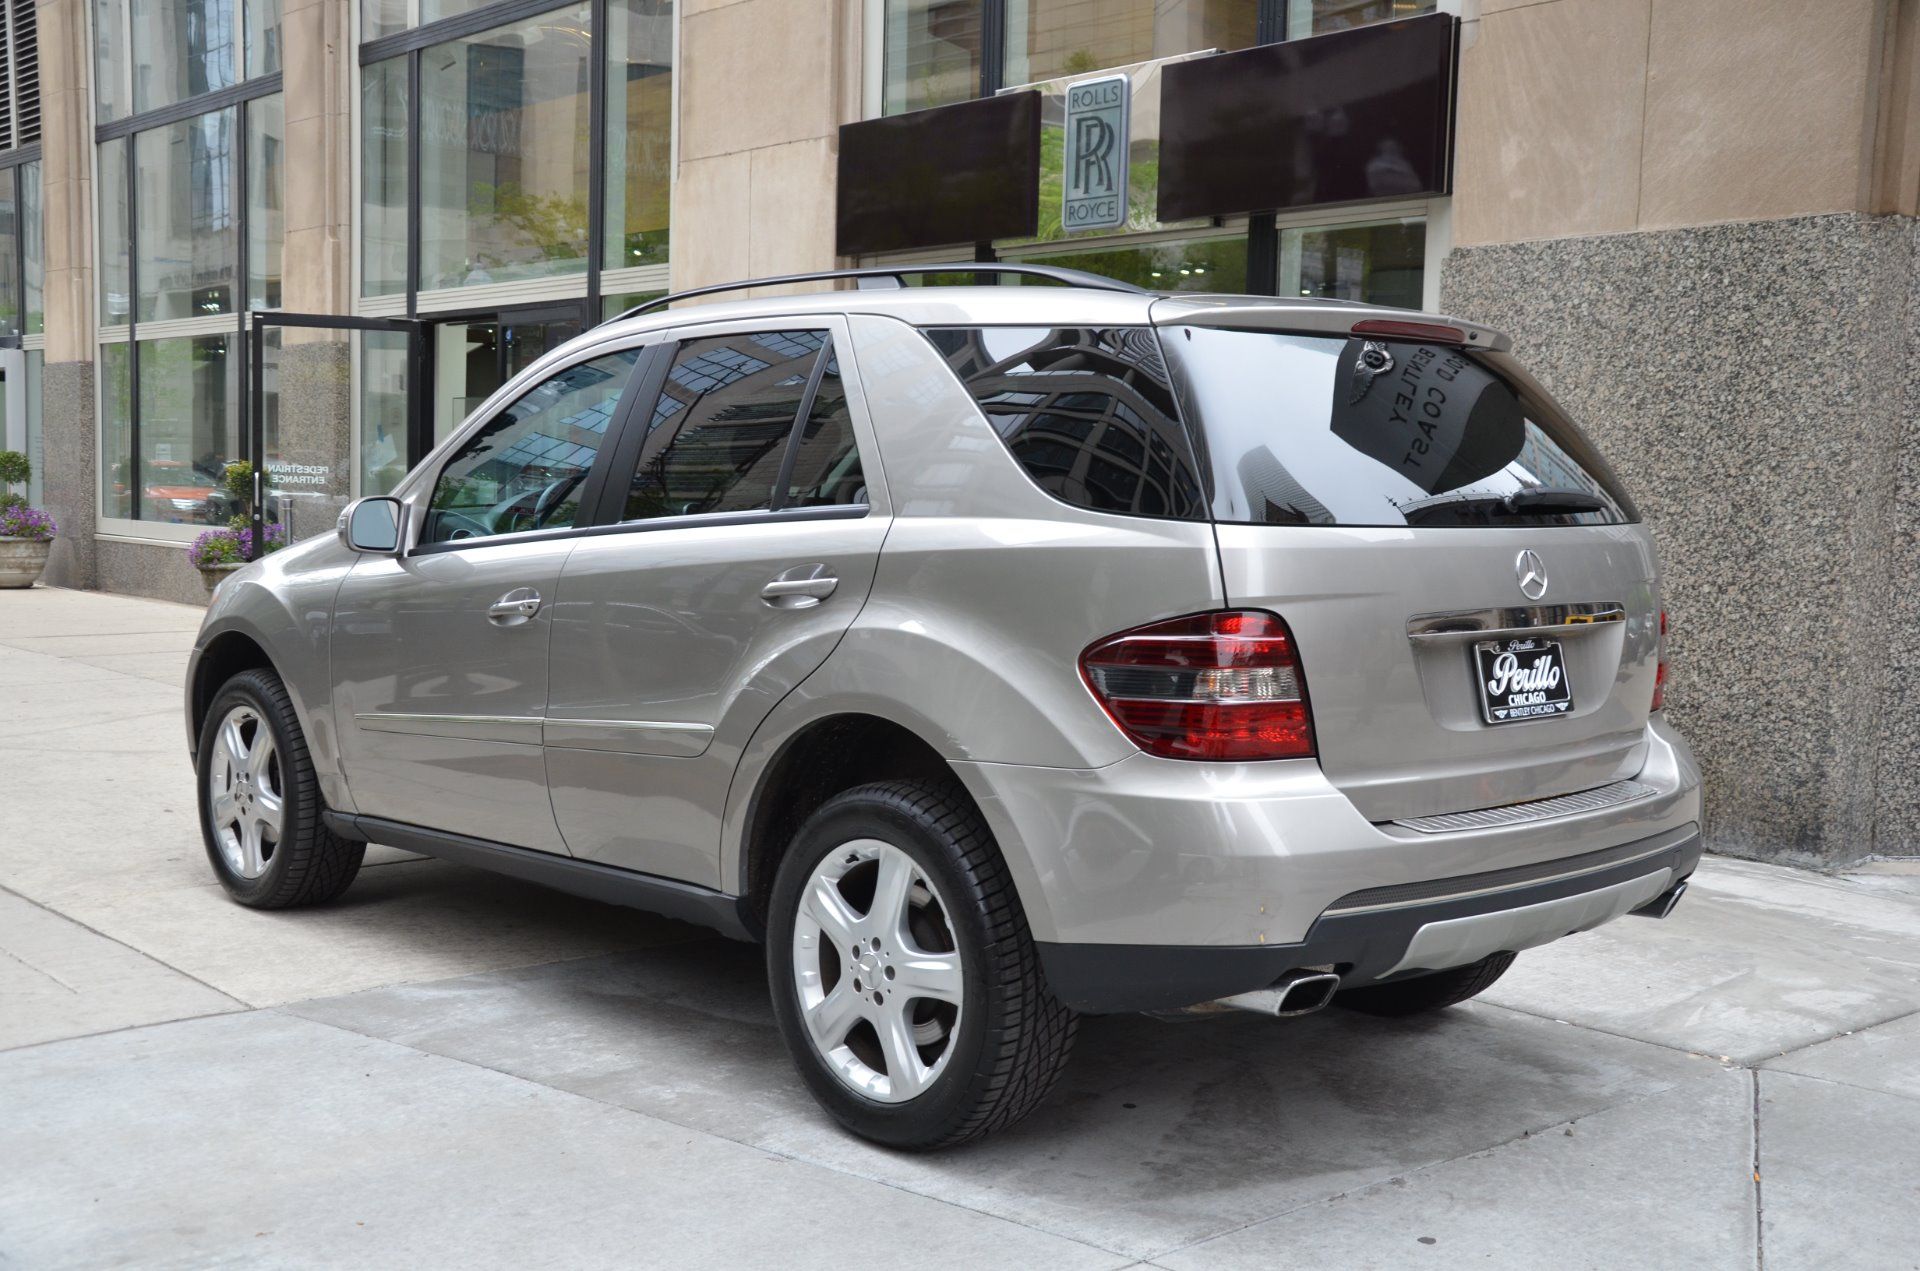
[340, 497, 403, 554]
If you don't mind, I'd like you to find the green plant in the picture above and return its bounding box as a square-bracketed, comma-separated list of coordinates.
[0, 449, 28, 486]
[223, 460, 254, 509]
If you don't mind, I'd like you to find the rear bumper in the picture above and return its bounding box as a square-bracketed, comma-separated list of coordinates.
[1037, 824, 1701, 1013]
[954, 712, 1701, 961]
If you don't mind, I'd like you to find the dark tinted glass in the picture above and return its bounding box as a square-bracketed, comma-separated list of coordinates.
[836, 91, 1041, 256]
[424, 349, 637, 544]
[623, 330, 824, 521]
[924, 326, 1207, 521]
[1161, 327, 1635, 528]
[783, 349, 865, 507]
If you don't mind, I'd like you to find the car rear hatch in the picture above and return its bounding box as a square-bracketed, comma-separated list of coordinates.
[1152, 301, 1663, 822]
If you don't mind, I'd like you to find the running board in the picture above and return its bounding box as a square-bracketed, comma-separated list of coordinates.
[323, 811, 758, 942]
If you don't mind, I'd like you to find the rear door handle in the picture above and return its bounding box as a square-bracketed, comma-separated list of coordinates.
[761, 565, 838, 609]
[488, 588, 542, 626]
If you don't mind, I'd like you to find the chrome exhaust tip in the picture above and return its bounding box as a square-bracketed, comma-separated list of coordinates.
[1214, 970, 1344, 1018]
[1630, 879, 1688, 920]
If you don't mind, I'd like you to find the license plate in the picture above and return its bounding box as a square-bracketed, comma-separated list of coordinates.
[1474, 637, 1573, 724]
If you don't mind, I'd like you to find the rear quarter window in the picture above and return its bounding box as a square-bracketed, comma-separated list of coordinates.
[920, 326, 1208, 521]
[1161, 327, 1637, 528]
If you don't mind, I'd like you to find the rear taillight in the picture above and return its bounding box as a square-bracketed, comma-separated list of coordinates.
[1651, 609, 1669, 711]
[1079, 611, 1315, 761]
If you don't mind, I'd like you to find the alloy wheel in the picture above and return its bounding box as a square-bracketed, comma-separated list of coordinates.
[790, 838, 965, 1103]
[207, 705, 284, 880]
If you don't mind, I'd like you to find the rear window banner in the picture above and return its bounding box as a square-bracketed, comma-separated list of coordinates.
[1328, 339, 1524, 496]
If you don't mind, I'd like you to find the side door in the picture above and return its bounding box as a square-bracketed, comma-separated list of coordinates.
[330, 342, 649, 852]
[546, 319, 890, 887]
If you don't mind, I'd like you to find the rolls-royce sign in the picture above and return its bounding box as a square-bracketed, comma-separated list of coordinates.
[1063, 74, 1129, 233]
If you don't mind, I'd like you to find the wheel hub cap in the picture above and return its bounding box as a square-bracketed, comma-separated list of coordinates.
[207, 705, 284, 880]
[791, 839, 964, 1103]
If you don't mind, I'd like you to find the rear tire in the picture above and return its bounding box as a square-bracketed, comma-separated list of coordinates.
[196, 668, 365, 909]
[766, 778, 1077, 1149]
[1336, 951, 1517, 1017]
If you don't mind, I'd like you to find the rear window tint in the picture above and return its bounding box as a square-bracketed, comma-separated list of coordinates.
[1161, 327, 1636, 528]
[921, 326, 1208, 521]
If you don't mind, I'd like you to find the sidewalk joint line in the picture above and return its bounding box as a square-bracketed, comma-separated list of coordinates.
[1751, 1069, 1765, 1271]
[0, 883, 252, 1010]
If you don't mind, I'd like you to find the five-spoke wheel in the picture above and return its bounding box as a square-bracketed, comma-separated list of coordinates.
[207, 705, 284, 879]
[792, 838, 966, 1102]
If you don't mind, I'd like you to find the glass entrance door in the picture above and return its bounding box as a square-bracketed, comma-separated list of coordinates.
[431, 303, 587, 445]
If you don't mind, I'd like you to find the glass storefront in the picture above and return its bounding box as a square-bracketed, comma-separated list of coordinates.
[1011, 235, 1250, 293]
[1287, 0, 1434, 39]
[1281, 217, 1425, 308]
[92, 9, 284, 528]
[603, 1, 672, 270]
[418, 5, 594, 291]
[1004, 0, 1258, 88]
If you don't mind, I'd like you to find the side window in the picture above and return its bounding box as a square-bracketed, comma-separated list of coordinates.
[921, 326, 1207, 521]
[622, 329, 857, 522]
[783, 348, 865, 507]
[423, 349, 638, 546]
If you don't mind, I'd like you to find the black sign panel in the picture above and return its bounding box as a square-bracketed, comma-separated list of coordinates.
[1158, 14, 1455, 222]
[836, 92, 1042, 257]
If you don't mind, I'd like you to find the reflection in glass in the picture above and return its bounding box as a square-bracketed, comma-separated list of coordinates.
[24, 352, 43, 506]
[98, 138, 132, 328]
[360, 0, 409, 41]
[0, 172, 18, 337]
[424, 350, 637, 544]
[603, 291, 664, 321]
[1287, 0, 1435, 38]
[22, 162, 43, 335]
[101, 343, 134, 519]
[358, 331, 411, 496]
[603, 0, 672, 270]
[1004, 0, 1256, 87]
[94, 0, 130, 123]
[246, 0, 282, 78]
[419, 6, 594, 291]
[882, 0, 981, 115]
[135, 108, 238, 322]
[136, 334, 238, 525]
[247, 95, 285, 309]
[1280, 218, 1424, 309]
[360, 57, 410, 298]
[1011, 236, 1247, 293]
[131, 0, 239, 114]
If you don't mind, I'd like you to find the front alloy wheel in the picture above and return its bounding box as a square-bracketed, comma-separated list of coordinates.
[767, 779, 1077, 1150]
[207, 705, 284, 879]
[791, 839, 965, 1102]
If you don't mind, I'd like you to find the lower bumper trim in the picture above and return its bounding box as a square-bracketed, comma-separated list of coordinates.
[1037, 825, 1702, 1014]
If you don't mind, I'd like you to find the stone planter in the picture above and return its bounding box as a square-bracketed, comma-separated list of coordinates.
[198, 562, 244, 594]
[0, 536, 50, 589]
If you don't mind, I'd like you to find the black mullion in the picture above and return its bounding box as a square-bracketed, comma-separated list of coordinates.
[1257, 0, 1288, 44]
[1246, 0, 1289, 294]
[236, 98, 251, 475]
[586, 0, 606, 322]
[125, 137, 140, 522]
[769, 340, 831, 512]
[405, 50, 421, 317]
[13, 167, 24, 345]
[979, 0, 1004, 96]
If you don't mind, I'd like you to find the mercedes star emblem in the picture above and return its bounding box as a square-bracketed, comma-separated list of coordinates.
[1515, 549, 1548, 601]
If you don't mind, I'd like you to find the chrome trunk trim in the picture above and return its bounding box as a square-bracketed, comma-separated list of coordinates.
[1406, 601, 1627, 642]
[1391, 779, 1660, 834]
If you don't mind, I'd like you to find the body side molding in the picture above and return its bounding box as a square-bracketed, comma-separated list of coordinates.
[323, 811, 759, 941]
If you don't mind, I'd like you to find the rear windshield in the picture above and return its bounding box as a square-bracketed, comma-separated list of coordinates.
[1159, 326, 1637, 528]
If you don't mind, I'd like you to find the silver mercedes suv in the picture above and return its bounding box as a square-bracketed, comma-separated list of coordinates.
[185, 265, 1701, 1149]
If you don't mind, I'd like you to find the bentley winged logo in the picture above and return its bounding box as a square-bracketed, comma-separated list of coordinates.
[1515, 549, 1548, 601]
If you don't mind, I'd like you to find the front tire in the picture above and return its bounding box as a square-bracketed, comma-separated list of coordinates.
[196, 668, 365, 908]
[766, 779, 1077, 1149]
[1336, 951, 1517, 1017]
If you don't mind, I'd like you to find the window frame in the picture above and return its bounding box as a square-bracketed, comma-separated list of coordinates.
[405, 314, 885, 556]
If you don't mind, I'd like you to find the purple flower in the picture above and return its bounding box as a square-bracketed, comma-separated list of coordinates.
[0, 504, 56, 541]
[187, 521, 287, 569]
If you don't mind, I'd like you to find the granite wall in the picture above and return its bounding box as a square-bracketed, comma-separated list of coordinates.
[37, 360, 95, 591]
[1443, 213, 1918, 866]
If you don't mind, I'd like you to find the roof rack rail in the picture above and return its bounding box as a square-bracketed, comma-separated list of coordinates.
[612, 263, 1148, 321]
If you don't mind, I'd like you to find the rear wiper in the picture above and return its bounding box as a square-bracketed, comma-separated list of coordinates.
[1401, 487, 1610, 525]
[1502, 487, 1610, 514]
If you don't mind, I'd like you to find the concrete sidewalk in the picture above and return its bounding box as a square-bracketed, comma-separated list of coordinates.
[2, 585, 1917, 1270]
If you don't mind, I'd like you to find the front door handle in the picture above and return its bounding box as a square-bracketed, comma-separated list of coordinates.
[488, 587, 542, 626]
[761, 565, 838, 610]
